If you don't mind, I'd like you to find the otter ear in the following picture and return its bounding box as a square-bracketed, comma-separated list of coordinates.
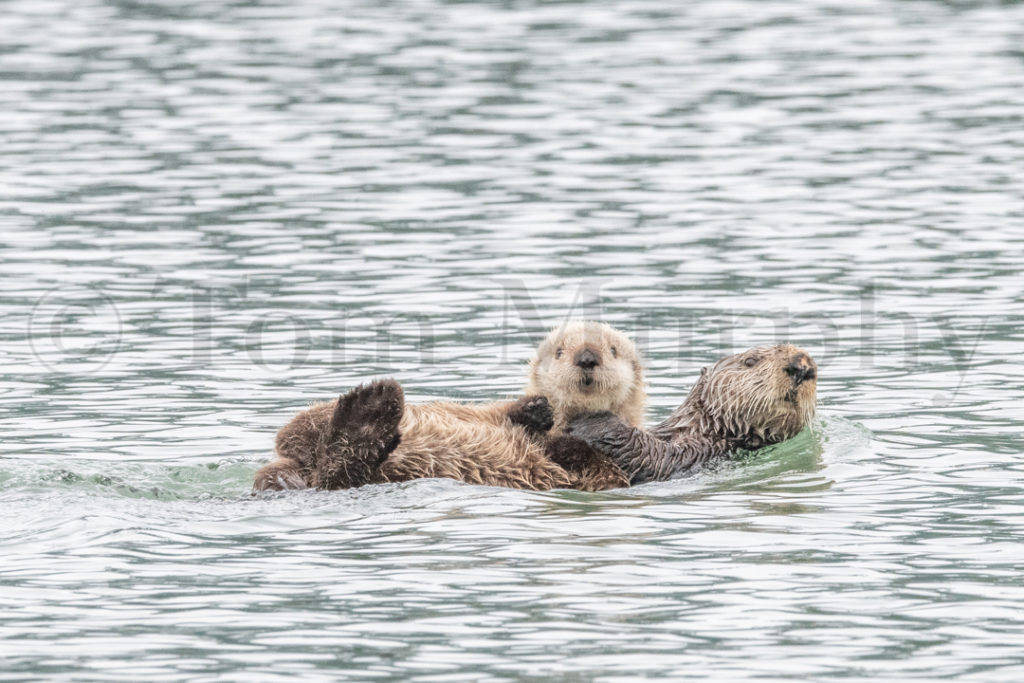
[700, 367, 708, 376]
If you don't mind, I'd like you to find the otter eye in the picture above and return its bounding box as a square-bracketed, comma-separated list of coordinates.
[610, 346, 618, 358]
[744, 357, 757, 368]
[555, 347, 563, 359]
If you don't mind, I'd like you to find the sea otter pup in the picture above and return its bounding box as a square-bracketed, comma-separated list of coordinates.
[567, 344, 817, 484]
[252, 321, 645, 493]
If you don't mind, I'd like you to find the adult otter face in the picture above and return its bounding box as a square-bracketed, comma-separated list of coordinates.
[528, 321, 644, 423]
[695, 344, 817, 449]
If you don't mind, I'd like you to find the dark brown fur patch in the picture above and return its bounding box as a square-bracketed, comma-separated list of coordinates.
[545, 435, 629, 491]
[315, 379, 404, 490]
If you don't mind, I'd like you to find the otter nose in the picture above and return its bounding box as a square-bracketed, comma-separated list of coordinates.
[574, 348, 600, 370]
[785, 354, 817, 385]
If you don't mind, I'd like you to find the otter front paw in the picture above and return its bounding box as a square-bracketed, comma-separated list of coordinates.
[507, 395, 554, 433]
[565, 411, 628, 449]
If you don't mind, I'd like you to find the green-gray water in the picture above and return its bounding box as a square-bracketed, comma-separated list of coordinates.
[2, 0, 1023, 680]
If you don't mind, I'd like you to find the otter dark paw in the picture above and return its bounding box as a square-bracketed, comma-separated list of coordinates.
[331, 378, 405, 438]
[330, 378, 405, 463]
[565, 411, 626, 447]
[507, 394, 554, 433]
[545, 435, 629, 491]
[318, 379, 405, 489]
[545, 435, 597, 472]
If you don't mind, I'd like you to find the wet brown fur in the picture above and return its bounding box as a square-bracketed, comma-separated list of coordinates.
[568, 344, 818, 484]
[253, 322, 645, 493]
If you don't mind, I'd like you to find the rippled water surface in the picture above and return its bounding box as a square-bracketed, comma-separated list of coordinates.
[3, 0, 1024, 679]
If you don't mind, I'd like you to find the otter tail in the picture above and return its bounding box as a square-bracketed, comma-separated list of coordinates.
[314, 379, 404, 490]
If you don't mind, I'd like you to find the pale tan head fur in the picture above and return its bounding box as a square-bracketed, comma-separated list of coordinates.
[526, 321, 646, 432]
[668, 343, 817, 449]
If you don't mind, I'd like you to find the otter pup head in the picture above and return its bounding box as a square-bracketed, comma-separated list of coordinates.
[526, 321, 645, 430]
[691, 344, 817, 450]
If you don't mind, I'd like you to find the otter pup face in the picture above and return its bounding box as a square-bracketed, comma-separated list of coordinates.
[527, 321, 645, 426]
[696, 344, 817, 449]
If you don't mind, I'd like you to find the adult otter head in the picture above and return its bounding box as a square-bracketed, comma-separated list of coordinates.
[526, 321, 645, 431]
[682, 344, 817, 450]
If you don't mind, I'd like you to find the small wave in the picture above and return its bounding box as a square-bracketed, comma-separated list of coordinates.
[0, 458, 261, 501]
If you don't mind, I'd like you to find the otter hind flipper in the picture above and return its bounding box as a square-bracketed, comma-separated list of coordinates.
[545, 435, 628, 492]
[316, 379, 404, 489]
[330, 378, 405, 438]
